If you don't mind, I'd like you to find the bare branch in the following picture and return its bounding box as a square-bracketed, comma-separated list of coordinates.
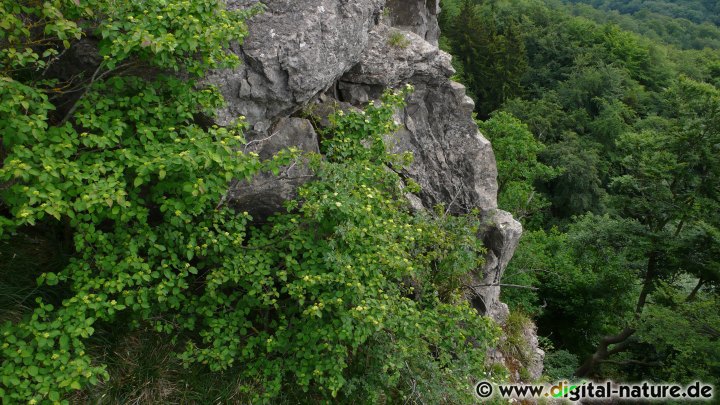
[59, 61, 136, 126]
[243, 130, 279, 152]
[444, 185, 464, 217]
[59, 62, 105, 125]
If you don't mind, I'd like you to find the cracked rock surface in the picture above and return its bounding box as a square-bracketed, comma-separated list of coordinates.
[208, 0, 384, 133]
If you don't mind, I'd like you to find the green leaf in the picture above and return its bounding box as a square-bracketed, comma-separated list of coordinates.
[27, 366, 38, 377]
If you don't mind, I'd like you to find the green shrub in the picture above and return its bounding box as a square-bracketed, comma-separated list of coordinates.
[0, 0, 275, 402]
[543, 350, 579, 382]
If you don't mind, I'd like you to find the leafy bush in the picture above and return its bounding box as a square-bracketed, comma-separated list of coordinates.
[169, 88, 499, 401]
[543, 349, 579, 382]
[0, 1, 278, 402]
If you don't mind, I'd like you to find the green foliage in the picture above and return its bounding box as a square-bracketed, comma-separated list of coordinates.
[541, 135, 608, 218]
[0, 0, 277, 402]
[502, 220, 640, 355]
[1, 2, 500, 400]
[172, 88, 498, 401]
[636, 286, 720, 386]
[387, 30, 411, 49]
[611, 78, 720, 232]
[567, 0, 720, 48]
[339, 306, 496, 404]
[543, 349, 579, 381]
[320, 87, 410, 164]
[442, 0, 672, 218]
[440, 0, 528, 117]
[566, 2, 720, 50]
[499, 230, 559, 316]
[442, 0, 720, 387]
[478, 112, 559, 228]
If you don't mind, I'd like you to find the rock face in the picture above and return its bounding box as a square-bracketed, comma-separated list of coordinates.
[208, 0, 384, 133]
[338, 24, 498, 213]
[213, 0, 543, 380]
[472, 211, 523, 321]
[384, 0, 441, 45]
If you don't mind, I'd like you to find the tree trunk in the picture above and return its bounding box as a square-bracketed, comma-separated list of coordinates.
[574, 327, 635, 377]
[686, 278, 705, 302]
[574, 251, 658, 377]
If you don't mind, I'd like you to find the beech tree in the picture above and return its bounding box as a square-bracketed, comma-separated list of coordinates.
[576, 77, 720, 377]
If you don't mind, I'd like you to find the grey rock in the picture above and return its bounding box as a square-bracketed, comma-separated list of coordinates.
[207, 0, 385, 131]
[524, 324, 546, 381]
[340, 24, 453, 87]
[404, 191, 426, 214]
[338, 25, 498, 214]
[475, 211, 544, 381]
[470, 210, 523, 321]
[244, 117, 320, 160]
[338, 81, 383, 104]
[228, 118, 318, 219]
[391, 82, 498, 214]
[305, 92, 359, 129]
[384, 0, 441, 45]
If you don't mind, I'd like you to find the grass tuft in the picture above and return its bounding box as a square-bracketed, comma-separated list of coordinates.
[387, 31, 411, 49]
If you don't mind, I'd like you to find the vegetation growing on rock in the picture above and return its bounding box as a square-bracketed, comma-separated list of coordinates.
[1, 1, 502, 402]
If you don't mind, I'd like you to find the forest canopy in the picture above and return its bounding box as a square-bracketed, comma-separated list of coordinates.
[440, 0, 720, 386]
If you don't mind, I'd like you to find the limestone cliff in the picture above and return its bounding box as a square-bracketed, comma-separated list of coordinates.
[208, 0, 543, 381]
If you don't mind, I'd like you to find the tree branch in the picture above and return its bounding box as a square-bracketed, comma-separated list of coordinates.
[599, 359, 661, 367]
[575, 326, 636, 377]
[686, 278, 705, 302]
[59, 61, 135, 126]
[700, 324, 720, 340]
[467, 283, 539, 290]
[59, 62, 105, 125]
